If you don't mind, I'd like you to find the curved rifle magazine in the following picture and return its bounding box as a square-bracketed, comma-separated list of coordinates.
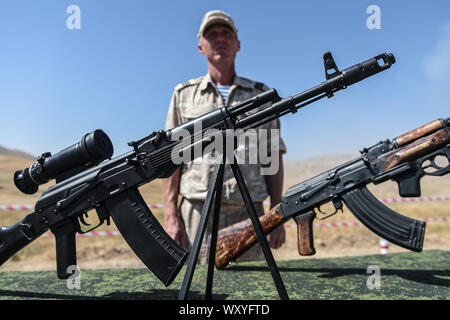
[341, 186, 425, 252]
[105, 188, 188, 286]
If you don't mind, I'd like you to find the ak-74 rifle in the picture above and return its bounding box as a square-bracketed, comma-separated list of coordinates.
[0, 51, 395, 286]
[215, 117, 450, 269]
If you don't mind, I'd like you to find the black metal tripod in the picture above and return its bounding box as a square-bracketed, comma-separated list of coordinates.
[177, 151, 289, 300]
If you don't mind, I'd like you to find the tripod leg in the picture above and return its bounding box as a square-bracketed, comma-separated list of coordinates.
[205, 164, 224, 299]
[229, 161, 289, 300]
[178, 157, 225, 300]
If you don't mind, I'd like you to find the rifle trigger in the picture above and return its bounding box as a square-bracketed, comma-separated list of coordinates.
[79, 212, 91, 226]
[316, 198, 343, 220]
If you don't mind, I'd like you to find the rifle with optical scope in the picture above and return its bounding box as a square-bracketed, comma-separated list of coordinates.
[0, 51, 395, 286]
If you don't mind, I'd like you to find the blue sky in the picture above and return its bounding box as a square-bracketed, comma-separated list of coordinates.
[0, 0, 449, 160]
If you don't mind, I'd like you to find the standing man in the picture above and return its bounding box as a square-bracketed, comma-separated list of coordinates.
[163, 10, 287, 264]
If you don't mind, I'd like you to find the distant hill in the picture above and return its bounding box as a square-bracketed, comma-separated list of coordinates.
[0, 145, 35, 160]
[284, 154, 358, 184]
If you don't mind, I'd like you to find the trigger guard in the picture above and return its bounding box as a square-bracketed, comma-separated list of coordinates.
[430, 156, 447, 170]
[430, 158, 439, 169]
[420, 149, 450, 176]
[315, 205, 338, 220]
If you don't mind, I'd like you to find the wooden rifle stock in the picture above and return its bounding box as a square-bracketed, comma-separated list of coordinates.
[215, 204, 317, 269]
[215, 118, 449, 269]
[215, 204, 283, 269]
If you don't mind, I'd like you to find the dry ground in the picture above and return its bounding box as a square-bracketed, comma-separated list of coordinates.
[0, 154, 448, 273]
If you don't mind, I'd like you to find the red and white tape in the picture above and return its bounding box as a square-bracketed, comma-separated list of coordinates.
[30, 216, 449, 238]
[41, 230, 122, 238]
[1, 196, 449, 238]
[286, 216, 450, 229]
[378, 195, 450, 203]
[0, 205, 34, 211]
[1, 195, 449, 212]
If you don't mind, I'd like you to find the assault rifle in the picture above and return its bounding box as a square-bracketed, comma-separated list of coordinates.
[0, 51, 395, 286]
[215, 117, 450, 269]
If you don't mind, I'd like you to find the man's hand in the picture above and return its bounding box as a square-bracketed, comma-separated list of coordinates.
[265, 152, 286, 249]
[164, 212, 188, 249]
[268, 225, 286, 249]
[162, 168, 188, 249]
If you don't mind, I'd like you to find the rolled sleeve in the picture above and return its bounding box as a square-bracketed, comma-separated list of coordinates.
[165, 91, 181, 130]
[259, 118, 287, 155]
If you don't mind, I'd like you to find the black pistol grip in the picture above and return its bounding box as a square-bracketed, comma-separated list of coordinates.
[342, 186, 426, 252]
[105, 188, 188, 286]
[53, 222, 77, 279]
[394, 168, 423, 198]
[396, 178, 421, 198]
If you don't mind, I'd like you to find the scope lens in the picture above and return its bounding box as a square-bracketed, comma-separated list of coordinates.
[13, 168, 39, 195]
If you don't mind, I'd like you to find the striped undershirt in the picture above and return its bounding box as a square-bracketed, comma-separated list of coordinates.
[217, 84, 231, 104]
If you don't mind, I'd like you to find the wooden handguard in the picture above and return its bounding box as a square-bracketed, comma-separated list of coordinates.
[215, 204, 284, 269]
[394, 119, 443, 147]
[379, 129, 449, 171]
[293, 211, 316, 256]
